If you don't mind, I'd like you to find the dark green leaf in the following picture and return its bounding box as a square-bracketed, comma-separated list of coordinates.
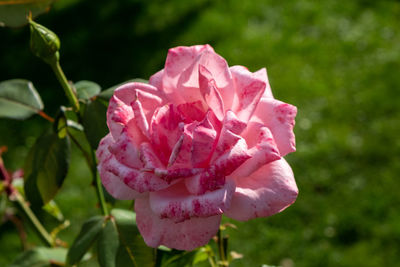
[67, 216, 105, 266]
[75, 80, 101, 101]
[24, 130, 70, 207]
[0, 79, 43, 119]
[111, 209, 155, 267]
[98, 78, 148, 100]
[9, 247, 67, 267]
[82, 99, 108, 149]
[97, 219, 119, 267]
[0, 0, 55, 27]
[160, 250, 197, 267]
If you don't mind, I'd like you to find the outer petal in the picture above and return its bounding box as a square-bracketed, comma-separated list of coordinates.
[252, 98, 297, 156]
[230, 66, 267, 122]
[108, 122, 144, 169]
[225, 158, 298, 221]
[177, 50, 234, 108]
[163, 45, 214, 104]
[135, 197, 221, 250]
[231, 127, 280, 178]
[101, 152, 169, 193]
[97, 134, 143, 199]
[149, 180, 235, 223]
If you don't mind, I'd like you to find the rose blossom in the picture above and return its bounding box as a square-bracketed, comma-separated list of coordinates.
[96, 45, 298, 251]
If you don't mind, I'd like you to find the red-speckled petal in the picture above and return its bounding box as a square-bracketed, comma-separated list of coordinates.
[135, 197, 221, 250]
[107, 95, 133, 140]
[150, 104, 184, 164]
[97, 134, 144, 199]
[162, 45, 214, 104]
[231, 127, 280, 179]
[252, 98, 297, 156]
[191, 111, 218, 168]
[101, 153, 169, 193]
[177, 50, 234, 108]
[198, 65, 225, 121]
[149, 179, 234, 223]
[185, 138, 250, 195]
[225, 158, 298, 221]
[230, 66, 268, 122]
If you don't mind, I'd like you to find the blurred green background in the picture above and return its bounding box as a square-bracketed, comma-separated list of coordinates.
[1, 0, 400, 266]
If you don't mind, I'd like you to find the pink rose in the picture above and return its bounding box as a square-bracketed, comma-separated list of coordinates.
[96, 45, 298, 250]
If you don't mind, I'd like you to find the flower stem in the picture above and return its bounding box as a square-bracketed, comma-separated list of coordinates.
[38, 110, 54, 123]
[13, 192, 54, 247]
[90, 149, 109, 216]
[49, 60, 80, 112]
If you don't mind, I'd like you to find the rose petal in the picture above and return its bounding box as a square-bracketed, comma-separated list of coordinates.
[230, 66, 268, 122]
[135, 197, 221, 250]
[198, 65, 225, 121]
[150, 104, 184, 164]
[97, 134, 144, 199]
[192, 111, 218, 168]
[108, 126, 143, 169]
[149, 179, 234, 223]
[176, 101, 206, 123]
[149, 69, 164, 90]
[107, 95, 134, 140]
[101, 153, 169, 193]
[186, 138, 250, 195]
[177, 50, 234, 108]
[163, 45, 214, 104]
[252, 98, 297, 156]
[225, 158, 298, 221]
[231, 126, 280, 178]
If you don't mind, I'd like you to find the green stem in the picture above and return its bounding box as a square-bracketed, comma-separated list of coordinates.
[217, 229, 226, 264]
[14, 192, 53, 247]
[49, 60, 80, 112]
[90, 149, 109, 216]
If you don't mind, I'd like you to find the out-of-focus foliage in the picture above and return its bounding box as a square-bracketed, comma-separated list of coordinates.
[1, 0, 400, 266]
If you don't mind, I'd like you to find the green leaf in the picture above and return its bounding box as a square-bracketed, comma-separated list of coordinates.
[0, 79, 43, 120]
[75, 80, 101, 101]
[160, 250, 197, 267]
[0, 0, 55, 28]
[97, 219, 119, 267]
[98, 78, 148, 100]
[67, 216, 105, 266]
[9, 247, 67, 267]
[82, 99, 108, 149]
[111, 209, 155, 267]
[24, 130, 70, 207]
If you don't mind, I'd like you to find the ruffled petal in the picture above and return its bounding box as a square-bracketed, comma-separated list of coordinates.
[177, 50, 234, 108]
[149, 179, 234, 223]
[149, 69, 164, 90]
[192, 111, 218, 168]
[108, 125, 143, 169]
[101, 152, 169, 193]
[230, 66, 268, 122]
[231, 126, 280, 179]
[107, 95, 134, 140]
[252, 98, 297, 156]
[97, 134, 144, 199]
[135, 197, 221, 250]
[225, 158, 298, 221]
[163, 45, 214, 104]
[198, 65, 225, 121]
[185, 138, 250, 195]
[150, 104, 184, 164]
